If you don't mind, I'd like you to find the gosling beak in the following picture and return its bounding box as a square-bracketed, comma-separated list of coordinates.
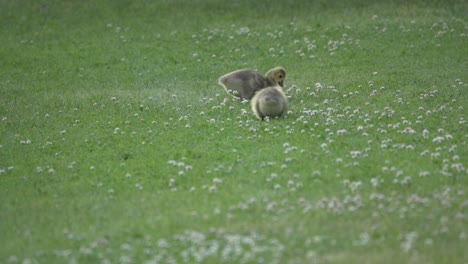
[279, 80, 284, 87]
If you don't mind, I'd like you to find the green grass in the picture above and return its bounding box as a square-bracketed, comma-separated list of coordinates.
[1, 0, 467, 263]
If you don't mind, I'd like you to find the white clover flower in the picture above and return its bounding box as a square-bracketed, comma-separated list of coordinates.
[315, 83, 322, 91]
[266, 202, 276, 211]
[168, 178, 175, 187]
[420, 150, 429, 156]
[20, 139, 31, 144]
[451, 163, 464, 172]
[422, 129, 429, 139]
[401, 176, 411, 185]
[418, 171, 430, 178]
[337, 129, 347, 135]
[349, 181, 362, 192]
[401, 232, 418, 252]
[350, 151, 362, 159]
[212, 178, 222, 184]
[354, 232, 370, 246]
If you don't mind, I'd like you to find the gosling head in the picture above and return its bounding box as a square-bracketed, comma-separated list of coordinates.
[265, 67, 286, 87]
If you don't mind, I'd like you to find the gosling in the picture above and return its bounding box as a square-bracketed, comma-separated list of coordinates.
[251, 85, 288, 120]
[218, 67, 286, 100]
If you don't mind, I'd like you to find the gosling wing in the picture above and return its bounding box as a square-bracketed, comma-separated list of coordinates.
[219, 69, 268, 99]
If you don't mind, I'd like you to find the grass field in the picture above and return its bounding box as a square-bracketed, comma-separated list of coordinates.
[1, 0, 467, 263]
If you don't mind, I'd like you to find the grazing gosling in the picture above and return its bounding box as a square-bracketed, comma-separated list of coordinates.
[251, 85, 288, 120]
[218, 67, 286, 100]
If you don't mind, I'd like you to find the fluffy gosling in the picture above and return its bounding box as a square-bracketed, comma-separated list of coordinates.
[218, 67, 286, 100]
[251, 85, 288, 120]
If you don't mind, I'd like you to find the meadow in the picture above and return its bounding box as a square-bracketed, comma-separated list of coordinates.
[0, 0, 467, 263]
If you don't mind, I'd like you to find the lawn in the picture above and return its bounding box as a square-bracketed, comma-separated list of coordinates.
[1, 0, 467, 263]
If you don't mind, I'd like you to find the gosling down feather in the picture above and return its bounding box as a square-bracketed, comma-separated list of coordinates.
[218, 67, 286, 100]
[251, 85, 288, 120]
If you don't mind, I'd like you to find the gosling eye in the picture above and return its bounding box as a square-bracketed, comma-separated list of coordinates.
[279, 75, 283, 78]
